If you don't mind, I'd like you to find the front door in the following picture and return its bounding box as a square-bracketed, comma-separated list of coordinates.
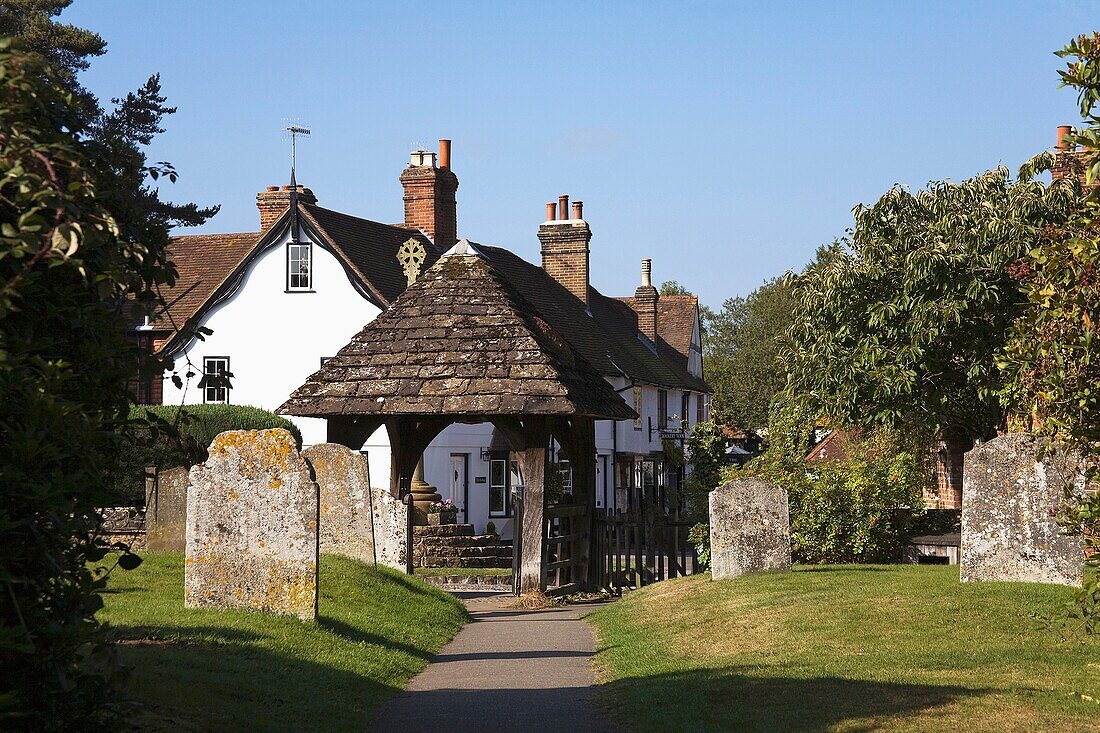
[449, 454, 469, 524]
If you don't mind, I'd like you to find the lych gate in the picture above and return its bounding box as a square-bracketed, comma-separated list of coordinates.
[279, 240, 636, 593]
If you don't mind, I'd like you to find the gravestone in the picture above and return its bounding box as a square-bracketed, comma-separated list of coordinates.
[708, 478, 791, 580]
[185, 429, 319, 620]
[371, 484, 408, 572]
[961, 433, 1086, 586]
[145, 466, 189, 552]
[302, 444, 376, 564]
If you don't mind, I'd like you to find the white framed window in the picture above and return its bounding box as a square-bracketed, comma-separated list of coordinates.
[489, 457, 509, 517]
[201, 356, 230, 404]
[287, 242, 312, 291]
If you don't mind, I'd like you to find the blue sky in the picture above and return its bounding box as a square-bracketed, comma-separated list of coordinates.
[67, 1, 1092, 309]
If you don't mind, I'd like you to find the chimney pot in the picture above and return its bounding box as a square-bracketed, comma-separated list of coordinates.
[641, 258, 652, 288]
[572, 200, 583, 220]
[558, 194, 569, 221]
[266, 185, 279, 192]
[546, 202, 557, 222]
[1057, 125, 1073, 150]
[439, 139, 451, 170]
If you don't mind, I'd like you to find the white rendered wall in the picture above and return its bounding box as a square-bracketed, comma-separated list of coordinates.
[162, 231, 382, 446]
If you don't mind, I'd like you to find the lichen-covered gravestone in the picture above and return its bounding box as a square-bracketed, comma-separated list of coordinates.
[961, 433, 1086, 586]
[371, 483, 408, 572]
[302, 443, 376, 563]
[185, 429, 319, 620]
[145, 466, 189, 552]
[708, 478, 791, 580]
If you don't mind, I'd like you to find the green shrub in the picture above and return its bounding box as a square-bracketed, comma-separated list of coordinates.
[744, 430, 928, 564]
[109, 404, 302, 503]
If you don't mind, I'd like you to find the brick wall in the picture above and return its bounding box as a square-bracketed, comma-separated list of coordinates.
[927, 434, 966, 509]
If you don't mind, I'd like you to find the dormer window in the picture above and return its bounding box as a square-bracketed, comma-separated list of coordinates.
[287, 242, 312, 291]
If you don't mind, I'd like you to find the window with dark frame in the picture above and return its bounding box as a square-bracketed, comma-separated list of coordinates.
[696, 393, 705, 424]
[681, 392, 691, 430]
[202, 356, 230, 404]
[287, 242, 312, 290]
[633, 386, 642, 430]
[658, 389, 668, 428]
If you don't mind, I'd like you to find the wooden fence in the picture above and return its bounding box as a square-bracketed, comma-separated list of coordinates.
[592, 507, 701, 594]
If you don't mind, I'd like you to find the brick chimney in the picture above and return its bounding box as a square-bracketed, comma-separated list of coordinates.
[1052, 124, 1094, 189]
[399, 139, 459, 248]
[256, 184, 317, 232]
[633, 259, 659, 343]
[538, 195, 592, 306]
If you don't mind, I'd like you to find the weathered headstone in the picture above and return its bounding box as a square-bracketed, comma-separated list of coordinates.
[961, 433, 1086, 586]
[185, 429, 319, 620]
[302, 444, 376, 563]
[145, 466, 189, 552]
[371, 484, 408, 572]
[708, 478, 791, 580]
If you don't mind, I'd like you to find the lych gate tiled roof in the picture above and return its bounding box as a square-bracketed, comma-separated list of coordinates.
[481, 247, 709, 393]
[154, 205, 434, 354]
[279, 246, 637, 420]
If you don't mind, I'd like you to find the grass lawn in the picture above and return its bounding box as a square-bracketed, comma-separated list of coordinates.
[588, 565, 1100, 733]
[413, 566, 513, 577]
[99, 552, 467, 732]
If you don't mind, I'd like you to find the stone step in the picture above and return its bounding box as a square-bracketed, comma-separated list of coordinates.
[414, 524, 474, 537]
[418, 556, 513, 569]
[413, 534, 505, 548]
[421, 574, 513, 590]
[413, 545, 513, 559]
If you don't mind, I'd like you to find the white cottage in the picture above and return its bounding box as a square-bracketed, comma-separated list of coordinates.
[142, 141, 711, 539]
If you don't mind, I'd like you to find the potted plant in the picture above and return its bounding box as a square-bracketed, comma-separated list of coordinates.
[428, 498, 458, 526]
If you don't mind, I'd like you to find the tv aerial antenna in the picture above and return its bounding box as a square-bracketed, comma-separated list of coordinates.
[281, 121, 311, 242]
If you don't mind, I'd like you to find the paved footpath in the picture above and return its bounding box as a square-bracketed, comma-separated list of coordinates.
[371, 592, 622, 733]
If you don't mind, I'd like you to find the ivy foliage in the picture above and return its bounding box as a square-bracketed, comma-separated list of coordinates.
[1001, 31, 1100, 633]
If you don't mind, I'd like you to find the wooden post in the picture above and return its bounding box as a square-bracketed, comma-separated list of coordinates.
[515, 417, 549, 594]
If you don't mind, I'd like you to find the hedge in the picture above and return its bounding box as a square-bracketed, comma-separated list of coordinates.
[109, 404, 303, 503]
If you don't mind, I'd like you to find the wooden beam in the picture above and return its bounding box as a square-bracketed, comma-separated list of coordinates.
[326, 415, 385, 449]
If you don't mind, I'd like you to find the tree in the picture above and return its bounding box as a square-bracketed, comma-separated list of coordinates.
[1001, 31, 1100, 633]
[785, 169, 1076, 443]
[704, 277, 796, 431]
[0, 2, 215, 725]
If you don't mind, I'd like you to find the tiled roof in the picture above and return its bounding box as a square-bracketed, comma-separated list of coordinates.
[157, 203, 708, 396]
[280, 247, 637, 420]
[482, 246, 710, 393]
[156, 232, 257, 333]
[301, 204, 437, 305]
[155, 205, 434, 353]
[618, 294, 702, 380]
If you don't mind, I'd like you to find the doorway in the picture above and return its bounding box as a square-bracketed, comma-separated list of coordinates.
[450, 453, 469, 524]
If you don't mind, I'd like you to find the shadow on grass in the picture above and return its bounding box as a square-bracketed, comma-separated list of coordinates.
[109, 625, 264, 644]
[318, 616, 435, 661]
[114, 636, 400, 733]
[796, 565, 896, 573]
[598, 667, 986, 732]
